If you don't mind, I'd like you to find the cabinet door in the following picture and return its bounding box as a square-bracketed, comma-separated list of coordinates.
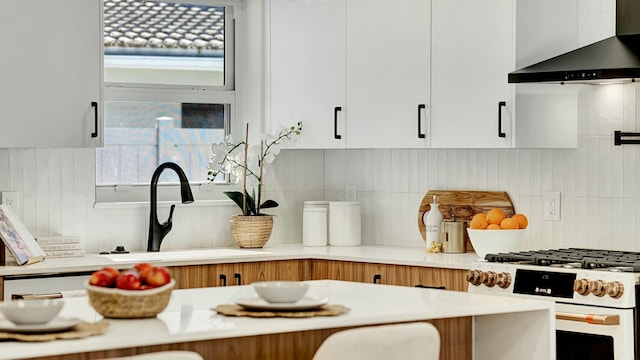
[309, 260, 386, 284]
[0, 0, 102, 148]
[169, 265, 228, 289]
[232, 260, 306, 285]
[269, 0, 346, 149]
[431, 0, 513, 148]
[345, 0, 430, 148]
[387, 265, 468, 291]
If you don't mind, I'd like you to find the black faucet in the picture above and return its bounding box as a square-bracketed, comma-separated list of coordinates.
[148, 162, 194, 252]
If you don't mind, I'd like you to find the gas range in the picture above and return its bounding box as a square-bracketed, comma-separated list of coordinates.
[467, 248, 640, 309]
[468, 248, 640, 359]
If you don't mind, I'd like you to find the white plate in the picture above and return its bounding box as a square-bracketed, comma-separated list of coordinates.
[235, 296, 329, 311]
[0, 317, 82, 333]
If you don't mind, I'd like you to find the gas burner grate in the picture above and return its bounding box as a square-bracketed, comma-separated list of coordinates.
[484, 248, 640, 272]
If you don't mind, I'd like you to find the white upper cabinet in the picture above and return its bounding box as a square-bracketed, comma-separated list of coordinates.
[268, 0, 346, 149]
[0, 0, 103, 148]
[268, 0, 430, 149]
[345, 0, 430, 148]
[269, 0, 579, 149]
[430, 0, 513, 148]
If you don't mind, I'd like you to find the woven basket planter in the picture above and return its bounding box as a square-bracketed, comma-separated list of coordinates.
[230, 215, 274, 248]
[85, 279, 175, 319]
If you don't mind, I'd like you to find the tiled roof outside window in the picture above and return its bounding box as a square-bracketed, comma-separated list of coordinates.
[104, 0, 224, 56]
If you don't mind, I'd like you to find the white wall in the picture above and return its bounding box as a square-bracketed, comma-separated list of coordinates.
[2, 0, 635, 254]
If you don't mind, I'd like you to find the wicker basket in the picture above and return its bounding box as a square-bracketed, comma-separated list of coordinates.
[85, 279, 175, 319]
[230, 215, 273, 248]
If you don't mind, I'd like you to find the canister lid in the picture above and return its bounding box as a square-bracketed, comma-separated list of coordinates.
[329, 201, 360, 206]
[304, 200, 329, 206]
[304, 207, 327, 212]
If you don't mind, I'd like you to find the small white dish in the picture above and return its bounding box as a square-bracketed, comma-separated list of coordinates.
[236, 296, 329, 311]
[0, 317, 81, 333]
[0, 299, 64, 325]
[252, 281, 310, 303]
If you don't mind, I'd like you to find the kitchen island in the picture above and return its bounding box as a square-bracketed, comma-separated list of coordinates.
[1, 280, 554, 360]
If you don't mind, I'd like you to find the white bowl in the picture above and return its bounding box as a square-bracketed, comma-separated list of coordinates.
[0, 299, 64, 325]
[467, 229, 525, 259]
[253, 281, 310, 303]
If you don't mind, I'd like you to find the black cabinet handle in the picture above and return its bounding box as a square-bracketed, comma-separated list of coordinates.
[219, 274, 227, 287]
[415, 284, 446, 290]
[373, 274, 381, 284]
[498, 101, 506, 138]
[418, 104, 426, 139]
[234, 273, 242, 286]
[334, 106, 342, 139]
[91, 101, 98, 138]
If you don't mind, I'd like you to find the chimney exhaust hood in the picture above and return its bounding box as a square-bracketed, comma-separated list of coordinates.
[508, 0, 640, 84]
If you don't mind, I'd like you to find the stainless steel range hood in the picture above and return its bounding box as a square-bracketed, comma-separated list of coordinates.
[508, 0, 640, 84]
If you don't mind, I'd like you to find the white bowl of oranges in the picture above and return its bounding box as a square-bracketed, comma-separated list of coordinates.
[467, 209, 528, 259]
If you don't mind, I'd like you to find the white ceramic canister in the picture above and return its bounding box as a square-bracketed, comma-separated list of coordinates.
[328, 201, 361, 246]
[303, 201, 329, 245]
[303, 207, 328, 246]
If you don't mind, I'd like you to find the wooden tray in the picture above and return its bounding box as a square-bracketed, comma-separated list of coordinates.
[418, 190, 515, 244]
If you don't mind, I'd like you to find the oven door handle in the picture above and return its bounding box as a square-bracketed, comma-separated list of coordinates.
[12, 293, 63, 300]
[556, 312, 620, 325]
[11, 290, 86, 300]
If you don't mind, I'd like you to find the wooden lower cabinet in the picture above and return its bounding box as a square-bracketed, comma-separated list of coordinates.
[169, 260, 306, 289]
[387, 264, 469, 291]
[308, 259, 387, 284]
[308, 260, 468, 291]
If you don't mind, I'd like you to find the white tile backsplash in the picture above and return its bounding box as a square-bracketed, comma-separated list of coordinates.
[2, 83, 639, 253]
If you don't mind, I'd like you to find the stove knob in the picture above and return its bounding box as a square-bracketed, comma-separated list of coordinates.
[496, 272, 512, 289]
[590, 280, 606, 297]
[466, 270, 483, 286]
[606, 281, 624, 299]
[482, 271, 497, 287]
[573, 278, 590, 296]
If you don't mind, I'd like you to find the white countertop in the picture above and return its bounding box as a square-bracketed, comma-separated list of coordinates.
[0, 245, 481, 277]
[0, 280, 554, 360]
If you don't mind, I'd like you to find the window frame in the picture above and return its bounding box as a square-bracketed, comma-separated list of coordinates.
[96, 0, 237, 205]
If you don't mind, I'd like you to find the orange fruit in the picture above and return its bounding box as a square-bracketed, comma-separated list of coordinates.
[469, 213, 488, 229]
[500, 217, 519, 230]
[487, 223, 501, 230]
[512, 213, 528, 229]
[486, 208, 506, 225]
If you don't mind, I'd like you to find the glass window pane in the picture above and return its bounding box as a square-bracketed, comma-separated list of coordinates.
[103, 1, 225, 87]
[96, 101, 227, 185]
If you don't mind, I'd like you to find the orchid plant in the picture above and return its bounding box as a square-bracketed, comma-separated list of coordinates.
[207, 122, 303, 216]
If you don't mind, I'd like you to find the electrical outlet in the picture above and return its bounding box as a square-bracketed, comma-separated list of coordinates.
[544, 191, 560, 221]
[1, 191, 19, 213]
[345, 185, 357, 201]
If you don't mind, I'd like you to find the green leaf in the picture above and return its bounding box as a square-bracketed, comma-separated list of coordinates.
[223, 191, 245, 210]
[260, 199, 279, 209]
[223, 191, 257, 215]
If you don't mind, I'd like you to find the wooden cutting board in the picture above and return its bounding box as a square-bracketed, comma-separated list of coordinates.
[418, 190, 515, 241]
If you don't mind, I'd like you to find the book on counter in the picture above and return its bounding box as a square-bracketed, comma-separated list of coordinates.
[35, 235, 81, 245]
[38, 243, 83, 251]
[0, 205, 45, 265]
[43, 249, 86, 258]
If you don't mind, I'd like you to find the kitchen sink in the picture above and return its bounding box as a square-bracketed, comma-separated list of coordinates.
[99, 249, 273, 262]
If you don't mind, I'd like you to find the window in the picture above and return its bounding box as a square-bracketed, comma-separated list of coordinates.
[96, 0, 235, 203]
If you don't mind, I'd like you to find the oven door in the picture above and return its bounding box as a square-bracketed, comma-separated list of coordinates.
[555, 303, 636, 360]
